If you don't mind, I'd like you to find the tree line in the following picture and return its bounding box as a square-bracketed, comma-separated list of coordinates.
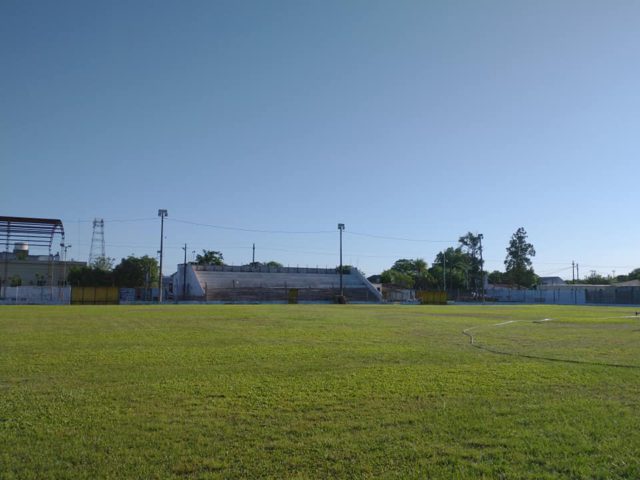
[568, 268, 640, 286]
[377, 227, 640, 291]
[68, 255, 160, 288]
[377, 228, 537, 291]
[68, 249, 284, 287]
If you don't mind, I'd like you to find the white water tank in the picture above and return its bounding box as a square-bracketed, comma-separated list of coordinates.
[13, 242, 29, 255]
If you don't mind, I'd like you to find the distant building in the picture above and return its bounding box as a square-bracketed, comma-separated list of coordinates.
[0, 245, 85, 287]
[1, 216, 84, 290]
[367, 275, 417, 303]
[379, 284, 416, 302]
[538, 276, 566, 286]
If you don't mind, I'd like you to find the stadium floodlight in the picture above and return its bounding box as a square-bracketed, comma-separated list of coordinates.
[338, 223, 345, 299]
[158, 209, 168, 303]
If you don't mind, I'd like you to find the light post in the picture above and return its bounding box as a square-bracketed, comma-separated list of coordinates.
[158, 209, 168, 303]
[60, 243, 72, 286]
[338, 223, 345, 299]
[478, 234, 485, 303]
[182, 243, 187, 301]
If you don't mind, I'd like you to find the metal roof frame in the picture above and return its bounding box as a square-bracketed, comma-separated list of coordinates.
[0, 216, 66, 253]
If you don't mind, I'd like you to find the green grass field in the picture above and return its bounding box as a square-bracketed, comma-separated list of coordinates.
[1, 304, 639, 479]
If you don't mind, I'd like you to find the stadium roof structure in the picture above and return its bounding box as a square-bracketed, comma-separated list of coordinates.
[0, 216, 66, 253]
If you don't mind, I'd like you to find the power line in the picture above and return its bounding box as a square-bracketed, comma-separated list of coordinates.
[537, 266, 574, 276]
[169, 218, 335, 235]
[67, 217, 157, 224]
[347, 231, 456, 243]
[170, 219, 458, 243]
[578, 263, 637, 269]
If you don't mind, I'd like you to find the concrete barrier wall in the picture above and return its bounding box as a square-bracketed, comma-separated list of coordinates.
[0, 286, 71, 304]
[485, 287, 587, 305]
[486, 286, 640, 305]
[586, 286, 640, 305]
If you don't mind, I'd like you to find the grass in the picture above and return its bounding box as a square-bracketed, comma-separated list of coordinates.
[1, 304, 639, 479]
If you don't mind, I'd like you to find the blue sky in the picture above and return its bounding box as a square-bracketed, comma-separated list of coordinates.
[2, 1, 639, 279]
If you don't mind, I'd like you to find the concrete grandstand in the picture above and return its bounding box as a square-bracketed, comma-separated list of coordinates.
[173, 264, 382, 303]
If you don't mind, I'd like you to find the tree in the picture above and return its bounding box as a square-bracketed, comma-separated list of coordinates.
[488, 270, 505, 285]
[67, 265, 113, 287]
[113, 255, 158, 288]
[382, 258, 435, 290]
[195, 250, 224, 266]
[628, 268, 640, 281]
[91, 256, 114, 271]
[432, 248, 469, 291]
[380, 269, 415, 289]
[68, 256, 115, 286]
[504, 227, 536, 288]
[390, 259, 421, 275]
[458, 232, 484, 294]
[583, 271, 611, 285]
[411, 259, 435, 290]
[249, 260, 283, 268]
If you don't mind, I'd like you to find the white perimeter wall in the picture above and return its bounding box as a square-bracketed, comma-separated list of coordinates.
[0, 286, 71, 304]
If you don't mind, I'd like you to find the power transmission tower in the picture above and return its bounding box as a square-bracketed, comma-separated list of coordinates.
[89, 218, 106, 265]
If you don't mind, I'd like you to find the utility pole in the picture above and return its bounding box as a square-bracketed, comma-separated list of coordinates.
[442, 251, 447, 292]
[478, 233, 484, 303]
[144, 266, 150, 301]
[182, 243, 187, 301]
[572, 261, 575, 283]
[576, 263, 580, 282]
[338, 223, 345, 299]
[252, 243, 256, 264]
[158, 209, 168, 303]
[61, 243, 72, 286]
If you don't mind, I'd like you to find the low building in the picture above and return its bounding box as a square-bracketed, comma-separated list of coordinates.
[1, 245, 85, 287]
[379, 284, 416, 302]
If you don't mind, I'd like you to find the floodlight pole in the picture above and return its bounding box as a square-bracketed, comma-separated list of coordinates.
[338, 223, 345, 297]
[61, 243, 72, 286]
[478, 233, 485, 303]
[182, 243, 187, 301]
[158, 209, 168, 303]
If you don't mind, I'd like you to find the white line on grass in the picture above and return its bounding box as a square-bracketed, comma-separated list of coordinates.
[493, 320, 519, 326]
[462, 317, 640, 369]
